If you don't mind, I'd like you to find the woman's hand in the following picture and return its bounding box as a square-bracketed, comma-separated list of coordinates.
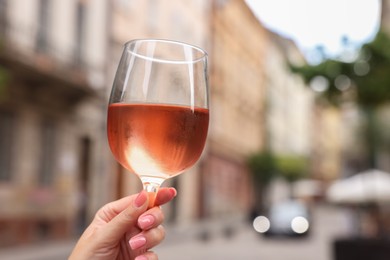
[69, 187, 177, 260]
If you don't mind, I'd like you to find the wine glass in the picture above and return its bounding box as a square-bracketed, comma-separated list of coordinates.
[107, 39, 209, 207]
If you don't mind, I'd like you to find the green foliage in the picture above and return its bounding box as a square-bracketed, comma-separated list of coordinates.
[247, 151, 278, 185]
[290, 59, 352, 106]
[290, 30, 390, 108]
[275, 155, 307, 183]
[0, 65, 7, 81]
[354, 31, 390, 107]
[247, 152, 308, 184]
[0, 66, 9, 97]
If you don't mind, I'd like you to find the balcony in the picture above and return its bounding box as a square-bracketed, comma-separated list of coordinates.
[0, 20, 98, 109]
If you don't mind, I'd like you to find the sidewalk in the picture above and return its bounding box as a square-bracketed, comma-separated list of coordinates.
[0, 205, 345, 260]
[0, 216, 247, 260]
[0, 240, 77, 260]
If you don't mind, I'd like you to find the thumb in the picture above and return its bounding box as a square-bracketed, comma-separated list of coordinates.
[101, 190, 149, 242]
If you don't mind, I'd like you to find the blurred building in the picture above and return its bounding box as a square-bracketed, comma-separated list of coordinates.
[264, 32, 314, 157]
[311, 106, 343, 180]
[204, 0, 267, 218]
[0, 0, 325, 248]
[262, 31, 338, 203]
[0, 0, 110, 246]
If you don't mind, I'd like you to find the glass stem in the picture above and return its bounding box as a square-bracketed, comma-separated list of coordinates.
[141, 177, 165, 208]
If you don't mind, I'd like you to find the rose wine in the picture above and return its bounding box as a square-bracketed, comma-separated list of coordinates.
[107, 103, 209, 179]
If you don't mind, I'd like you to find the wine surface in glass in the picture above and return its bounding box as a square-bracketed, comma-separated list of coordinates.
[107, 103, 209, 179]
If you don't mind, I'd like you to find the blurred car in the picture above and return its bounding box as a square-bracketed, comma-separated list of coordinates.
[253, 200, 311, 238]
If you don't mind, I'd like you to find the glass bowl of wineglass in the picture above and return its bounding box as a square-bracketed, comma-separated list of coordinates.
[107, 39, 209, 207]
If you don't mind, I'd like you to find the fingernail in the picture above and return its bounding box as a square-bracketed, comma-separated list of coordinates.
[129, 235, 146, 250]
[138, 214, 155, 229]
[169, 187, 177, 197]
[134, 191, 147, 208]
[135, 255, 148, 260]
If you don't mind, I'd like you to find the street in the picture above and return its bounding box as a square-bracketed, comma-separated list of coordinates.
[0, 204, 352, 260]
[157, 204, 351, 260]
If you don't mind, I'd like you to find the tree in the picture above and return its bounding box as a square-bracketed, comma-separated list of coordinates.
[0, 66, 8, 98]
[247, 151, 278, 215]
[275, 155, 307, 183]
[291, 30, 390, 169]
[275, 155, 308, 198]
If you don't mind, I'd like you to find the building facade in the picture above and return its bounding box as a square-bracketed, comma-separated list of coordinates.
[0, 0, 320, 247]
[204, 0, 267, 218]
[0, 0, 110, 246]
[264, 32, 314, 157]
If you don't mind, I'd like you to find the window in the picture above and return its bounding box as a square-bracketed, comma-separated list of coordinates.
[38, 119, 57, 186]
[75, 1, 86, 65]
[0, 110, 14, 181]
[36, 0, 50, 53]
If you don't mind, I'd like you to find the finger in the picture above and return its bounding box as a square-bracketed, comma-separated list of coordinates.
[137, 206, 165, 230]
[93, 187, 175, 223]
[94, 192, 144, 223]
[154, 187, 177, 206]
[135, 251, 158, 260]
[129, 225, 165, 251]
[100, 190, 149, 242]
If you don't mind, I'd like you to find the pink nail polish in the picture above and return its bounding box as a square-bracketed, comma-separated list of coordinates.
[169, 187, 177, 197]
[129, 235, 146, 250]
[138, 214, 155, 229]
[135, 255, 148, 260]
[134, 191, 147, 208]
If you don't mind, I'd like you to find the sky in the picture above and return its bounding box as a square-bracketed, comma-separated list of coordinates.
[245, 0, 381, 63]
